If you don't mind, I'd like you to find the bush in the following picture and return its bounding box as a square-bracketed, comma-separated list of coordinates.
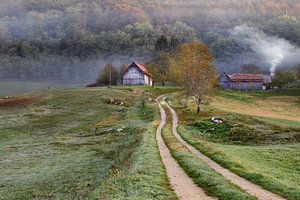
[229, 124, 255, 142]
[189, 116, 300, 144]
[188, 120, 232, 140]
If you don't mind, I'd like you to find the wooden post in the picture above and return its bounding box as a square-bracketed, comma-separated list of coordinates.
[109, 65, 112, 87]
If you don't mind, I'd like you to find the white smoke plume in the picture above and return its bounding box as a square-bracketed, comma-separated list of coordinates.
[231, 24, 300, 75]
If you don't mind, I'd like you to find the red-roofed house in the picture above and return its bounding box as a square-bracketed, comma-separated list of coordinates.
[218, 72, 267, 90]
[122, 62, 153, 86]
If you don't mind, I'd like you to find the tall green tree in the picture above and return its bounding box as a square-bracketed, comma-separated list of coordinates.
[152, 51, 171, 86]
[274, 70, 296, 94]
[155, 35, 169, 51]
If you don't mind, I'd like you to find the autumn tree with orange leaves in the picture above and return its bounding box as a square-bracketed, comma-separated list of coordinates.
[172, 41, 216, 113]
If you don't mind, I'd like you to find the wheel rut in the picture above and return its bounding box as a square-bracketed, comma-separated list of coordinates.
[162, 97, 286, 200]
[156, 96, 215, 200]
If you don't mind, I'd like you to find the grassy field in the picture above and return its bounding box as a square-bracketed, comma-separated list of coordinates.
[0, 81, 80, 96]
[0, 87, 176, 200]
[2, 85, 299, 200]
[167, 89, 300, 200]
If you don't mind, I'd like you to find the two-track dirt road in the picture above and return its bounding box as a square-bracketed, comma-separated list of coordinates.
[156, 95, 286, 200]
[156, 97, 215, 200]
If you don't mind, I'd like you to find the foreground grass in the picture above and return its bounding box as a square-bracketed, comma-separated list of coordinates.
[161, 125, 256, 200]
[0, 87, 175, 200]
[179, 126, 300, 200]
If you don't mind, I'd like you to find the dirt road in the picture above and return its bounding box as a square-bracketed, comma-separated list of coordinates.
[156, 97, 215, 200]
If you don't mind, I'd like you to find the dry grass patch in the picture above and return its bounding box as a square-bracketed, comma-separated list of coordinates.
[0, 96, 40, 109]
[211, 95, 300, 122]
[95, 115, 120, 128]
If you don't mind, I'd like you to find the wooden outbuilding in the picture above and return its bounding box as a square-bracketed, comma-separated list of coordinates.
[218, 73, 267, 90]
[122, 62, 153, 86]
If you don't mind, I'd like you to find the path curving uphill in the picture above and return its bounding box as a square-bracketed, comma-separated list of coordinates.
[156, 96, 216, 200]
[163, 97, 286, 200]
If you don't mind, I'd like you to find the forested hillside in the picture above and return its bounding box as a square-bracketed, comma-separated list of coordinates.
[1, 0, 300, 83]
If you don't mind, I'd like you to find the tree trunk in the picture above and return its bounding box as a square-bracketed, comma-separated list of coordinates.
[197, 105, 200, 113]
[185, 95, 189, 109]
[197, 98, 201, 114]
[162, 80, 165, 87]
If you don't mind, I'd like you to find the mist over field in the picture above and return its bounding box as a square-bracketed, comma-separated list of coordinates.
[1, 0, 300, 83]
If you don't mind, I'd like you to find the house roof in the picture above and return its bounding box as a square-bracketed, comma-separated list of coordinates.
[123, 62, 152, 77]
[230, 73, 263, 82]
[217, 72, 231, 80]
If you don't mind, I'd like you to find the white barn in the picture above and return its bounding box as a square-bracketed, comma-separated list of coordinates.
[122, 62, 153, 86]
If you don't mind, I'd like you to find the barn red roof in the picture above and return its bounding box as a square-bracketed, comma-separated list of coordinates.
[135, 63, 151, 76]
[230, 73, 263, 82]
[123, 62, 152, 77]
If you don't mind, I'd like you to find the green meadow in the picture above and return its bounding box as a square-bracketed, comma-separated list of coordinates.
[0, 87, 176, 200]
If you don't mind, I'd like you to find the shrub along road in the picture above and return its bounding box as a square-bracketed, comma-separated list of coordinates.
[159, 96, 285, 200]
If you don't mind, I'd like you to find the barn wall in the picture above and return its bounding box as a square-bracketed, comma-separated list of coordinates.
[123, 65, 145, 85]
[230, 82, 263, 90]
[144, 74, 149, 86]
[144, 74, 153, 86]
[218, 73, 263, 90]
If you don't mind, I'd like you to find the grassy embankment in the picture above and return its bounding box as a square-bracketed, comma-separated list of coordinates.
[0, 87, 176, 200]
[167, 89, 300, 200]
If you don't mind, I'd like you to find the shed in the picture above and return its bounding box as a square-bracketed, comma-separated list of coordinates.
[122, 62, 153, 86]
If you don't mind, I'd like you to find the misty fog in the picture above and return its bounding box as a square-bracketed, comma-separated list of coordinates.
[0, 0, 300, 84]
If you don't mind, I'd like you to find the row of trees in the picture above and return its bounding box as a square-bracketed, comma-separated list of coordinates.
[0, 22, 197, 82]
[1, 21, 197, 58]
